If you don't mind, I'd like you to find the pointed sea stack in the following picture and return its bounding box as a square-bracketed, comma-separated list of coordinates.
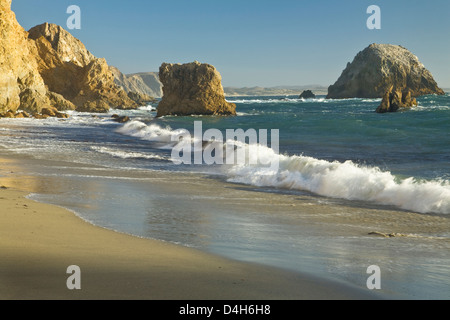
[327, 44, 444, 99]
[157, 61, 236, 117]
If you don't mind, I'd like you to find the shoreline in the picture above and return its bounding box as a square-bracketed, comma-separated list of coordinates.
[0, 153, 377, 300]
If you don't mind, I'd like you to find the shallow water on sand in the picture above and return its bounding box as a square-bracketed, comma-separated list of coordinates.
[1, 95, 449, 299]
[1, 152, 448, 300]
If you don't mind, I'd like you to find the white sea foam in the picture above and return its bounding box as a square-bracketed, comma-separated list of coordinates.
[115, 121, 450, 215]
[227, 98, 327, 104]
[226, 148, 450, 214]
[90, 146, 168, 160]
[115, 121, 205, 151]
[226, 97, 379, 104]
[116, 121, 179, 143]
[412, 105, 450, 112]
[137, 105, 156, 111]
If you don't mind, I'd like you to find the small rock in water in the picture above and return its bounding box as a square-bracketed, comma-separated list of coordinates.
[113, 116, 130, 123]
[299, 90, 316, 99]
[368, 231, 407, 238]
[376, 86, 418, 113]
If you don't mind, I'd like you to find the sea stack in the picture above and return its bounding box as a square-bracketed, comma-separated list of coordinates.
[375, 86, 418, 113]
[327, 43, 444, 99]
[157, 61, 236, 117]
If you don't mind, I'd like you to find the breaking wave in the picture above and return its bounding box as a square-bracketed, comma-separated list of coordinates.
[116, 121, 181, 144]
[116, 121, 450, 215]
[226, 147, 450, 215]
[226, 97, 381, 104]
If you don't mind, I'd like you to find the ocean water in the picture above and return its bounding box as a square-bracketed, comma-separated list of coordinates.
[1, 94, 449, 299]
[118, 94, 449, 215]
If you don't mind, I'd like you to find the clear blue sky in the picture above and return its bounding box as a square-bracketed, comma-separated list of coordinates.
[12, 0, 450, 88]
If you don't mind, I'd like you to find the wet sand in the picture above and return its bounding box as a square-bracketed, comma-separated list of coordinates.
[0, 154, 377, 300]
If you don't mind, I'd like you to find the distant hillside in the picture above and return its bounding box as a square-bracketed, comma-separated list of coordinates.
[224, 85, 328, 96]
[110, 68, 329, 99]
[110, 67, 163, 98]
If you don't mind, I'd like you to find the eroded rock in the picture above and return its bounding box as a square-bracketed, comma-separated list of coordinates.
[327, 44, 444, 99]
[376, 85, 418, 113]
[299, 90, 316, 99]
[28, 23, 137, 113]
[157, 61, 236, 117]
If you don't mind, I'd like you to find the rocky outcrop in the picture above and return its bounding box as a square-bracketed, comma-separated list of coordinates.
[0, 110, 30, 118]
[28, 23, 137, 112]
[40, 106, 69, 118]
[0, 106, 68, 119]
[327, 43, 445, 99]
[375, 86, 418, 113]
[111, 114, 131, 123]
[110, 66, 162, 98]
[0, 0, 50, 114]
[157, 61, 236, 117]
[47, 91, 77, 111]
[127, 91, 156, 106]
[299, 90, 316, 99]
[0, 0, 138, 114]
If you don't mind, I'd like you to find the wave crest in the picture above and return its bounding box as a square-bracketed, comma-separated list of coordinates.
[227, 150, 450, 214]
[116, 121, 450, 214]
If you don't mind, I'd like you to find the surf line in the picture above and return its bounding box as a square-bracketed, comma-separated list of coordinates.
[170, 121, 280, 170]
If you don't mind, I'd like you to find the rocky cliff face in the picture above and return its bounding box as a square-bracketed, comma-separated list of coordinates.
[1, 1, 138, 114]
[157, 61, 236, 117]
[327, 44, 444, 99]
[28, 23, 137, 112]
[111, 67, 162, 98]
[0, 0, 49, 114]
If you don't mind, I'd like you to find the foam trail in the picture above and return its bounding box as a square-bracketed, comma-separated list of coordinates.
[90, 146, 168, 160]
[226, 147, 450, 215]
[115, 121, 450, 214]
[116, 121, 180, 143]
[115, 121, 203, 151]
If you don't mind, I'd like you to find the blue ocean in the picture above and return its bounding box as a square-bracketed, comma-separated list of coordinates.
[1, 93, 449, 299]
[116, 94, 450, 214]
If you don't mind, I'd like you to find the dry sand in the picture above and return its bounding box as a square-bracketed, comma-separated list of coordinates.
[0, 164, 376, 300]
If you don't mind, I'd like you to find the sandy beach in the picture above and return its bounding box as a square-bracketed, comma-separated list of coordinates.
[0, 154, 377, 300]
[2, 0, 449, 302]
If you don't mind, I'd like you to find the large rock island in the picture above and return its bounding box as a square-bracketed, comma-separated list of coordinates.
[157, 62, 236, 117]
[327, 43, 444, 99]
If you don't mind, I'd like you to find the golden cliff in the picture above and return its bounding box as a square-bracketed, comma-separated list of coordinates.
[0, 0, 137, 114]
